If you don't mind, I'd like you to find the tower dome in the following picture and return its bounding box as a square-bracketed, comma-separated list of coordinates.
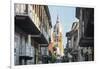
[54, 16, 62, 34]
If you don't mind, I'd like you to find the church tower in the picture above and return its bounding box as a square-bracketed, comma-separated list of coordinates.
[53, 15, 64, 57]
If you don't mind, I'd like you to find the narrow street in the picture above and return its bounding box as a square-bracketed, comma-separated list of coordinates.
[14, 4, 94, 65]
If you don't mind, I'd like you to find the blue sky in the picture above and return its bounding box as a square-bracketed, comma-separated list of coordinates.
[48, 5, 76, 48]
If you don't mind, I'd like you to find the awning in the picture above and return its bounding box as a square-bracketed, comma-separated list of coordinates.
[15, 15, 40, 35]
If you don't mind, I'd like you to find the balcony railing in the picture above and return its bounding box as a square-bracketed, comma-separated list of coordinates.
[19, 45, 34, 58]
[15, 4, 28, 16]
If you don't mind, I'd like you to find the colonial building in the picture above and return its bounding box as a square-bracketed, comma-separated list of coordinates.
[53, 16, 64, 57]
[65, 7, 94, 62]
[76, 7, 94, 61]
[48, 16, 64, 63]
[66, 21, 80, 62]
[14, 4, 52, 65]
